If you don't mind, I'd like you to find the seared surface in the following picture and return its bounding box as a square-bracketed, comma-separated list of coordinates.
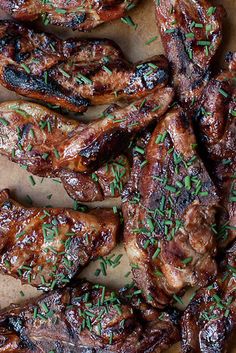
[122, 107, 219, 308]
[154, 0, 236, 249]
[0, 280, 180, 353]
[0, 95, 174, 201]
[0, 21, 169, 112]
[0, 0, 138, 31]
[60, 155, 131, 202]
[0, 189, 119, 291]
[154, 0, 225, 106]
[0, 100, 131, 202]
[55, 88, 174, 172]
[193, 69, 236, 247]
[182, 242, 236, 353]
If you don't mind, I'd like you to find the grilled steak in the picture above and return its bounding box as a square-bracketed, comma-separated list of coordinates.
[122, 107, 219, 308]
[0, 189, 119, 291]
[0, 280, 180, 353]
[154, 0, 225, 107]
[0, 100, 132, 202]
[0, 21, 169, 112]
[181, 241, 236, 353]
[0, 0, 138, 31]
[193, 69, 236, 247]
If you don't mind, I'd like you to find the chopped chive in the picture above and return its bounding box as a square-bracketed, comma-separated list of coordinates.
[0, 118, 8, 126]
[182, 257, 193, 265]
[218, 88, 229, 98]
[145, 36, 158, 45]
[21, 63, 31, 74]
[29, 175, 36, 186]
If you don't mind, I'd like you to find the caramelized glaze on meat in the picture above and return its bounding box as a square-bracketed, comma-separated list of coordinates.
[182, 242, 236, 353]
[0, 101, 131, 202]
[154, 1, 236, 249]
[193, 69, 236, 247]
[122, 107, 219, 308]
[154, 0, 225, 106]
[0, 280, 180, 353]
[55, 87, 174, 172]
[0, 21, 169, 112]
[0, 189, 119, 291]
[0, 0, 138, 31]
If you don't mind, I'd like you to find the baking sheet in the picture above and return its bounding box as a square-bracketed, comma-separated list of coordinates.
[0, 1, 235, 352]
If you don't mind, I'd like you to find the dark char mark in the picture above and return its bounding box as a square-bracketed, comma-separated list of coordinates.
[125, 63, 168, 94]
[68, 13, 86, 27]
[3, 65, 90, 109]
[79, 128, 131, 171]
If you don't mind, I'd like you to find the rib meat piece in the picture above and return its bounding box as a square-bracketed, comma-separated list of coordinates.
[0, 100, 131, 202]
[154, 0, 225, 106]
[0, 0, 138, 31]
[0, 90, 173, 174]
[122, 107, 219, 308]
[193, 69, 236, 247]
[154, 0, 235, 248]
[60, 155, 131, 202]
[0, 280, 180, 353]
[0, 189, 119, 291]
[181, 241, 236, 353]
[55, 87, 174, 172]
[0, 92, 173, 200]
[0, 21, 169, 112]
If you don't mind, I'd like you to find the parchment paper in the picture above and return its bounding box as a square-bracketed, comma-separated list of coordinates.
[0, 1, 235, 352]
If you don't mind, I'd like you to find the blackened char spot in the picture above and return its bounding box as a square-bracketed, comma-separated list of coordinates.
[126, 63, 168, 94]
[2, 201, 12, 210]
[79, 128, 131, 171]
[172, 30, 210, 88]
[165, 307, 181, 326]
[20, 123, 32, 144]
[7, 317, 36, 350]
[175, 189, 196, 215]
[68, 12, 86, 27]
[3, 65, 89, 109]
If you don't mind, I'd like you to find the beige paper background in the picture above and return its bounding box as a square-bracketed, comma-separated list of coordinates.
[0, 1, 235, 352]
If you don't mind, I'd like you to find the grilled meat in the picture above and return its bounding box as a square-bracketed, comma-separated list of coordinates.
[60, 155, 131, 202]
[154, 0, 236, 248]
[0, 189, 119, 291]
[0, 21, 169, 112]
[122, 106, 219, 308]
[154, 0, 225, 106]
[0, 280, 180, 353]
[193, 69, 236, 247]
[0, 100, 132, 202]
[0, 92, 173, 200]
[55, 88, 174, 173]
[0, 0, 138, 32]
[181, 241, 236, 353]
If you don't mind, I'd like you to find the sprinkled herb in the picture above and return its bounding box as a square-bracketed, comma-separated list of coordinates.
[102, 65, 112, 75]
[21, 63, 31, 73]
[173, 294, 184, 305]
[182, 257, 193, 265]
[121, 16, 137, 29]
[0, 118, 9, 126]
[16, 230, 26, 239]
[29, 175, 36, 186]
[145, 36, 158, 45]
[207, 6, 216, 16]
[218, 88, 229, 98]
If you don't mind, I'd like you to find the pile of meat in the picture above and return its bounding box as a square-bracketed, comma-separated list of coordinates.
[0, 0, 235, 352]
